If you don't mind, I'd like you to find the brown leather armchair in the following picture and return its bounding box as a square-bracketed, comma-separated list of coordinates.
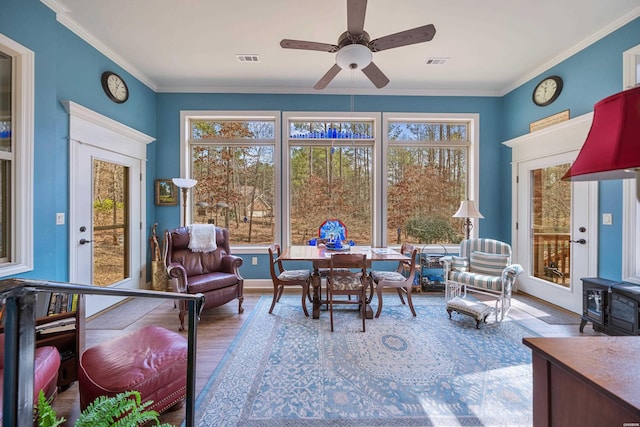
[165, 226, 244, 331]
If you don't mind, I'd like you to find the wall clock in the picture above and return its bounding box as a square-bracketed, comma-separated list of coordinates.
[532, 75, 563, 107]
[101, 71, 129, 103]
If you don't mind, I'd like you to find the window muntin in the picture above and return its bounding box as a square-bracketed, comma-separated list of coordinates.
[188, 116, 276, 246]
[385, 119, 472, 246]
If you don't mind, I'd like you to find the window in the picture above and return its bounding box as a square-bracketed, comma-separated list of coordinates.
[622, 44, 640, 284]
[185, 112, 278, 246]
[284, 113, 377, 246]
[383, 113, 478, 246]
[0, 34, 34, 277]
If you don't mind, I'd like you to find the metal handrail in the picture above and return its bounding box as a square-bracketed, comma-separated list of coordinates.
[0, 278, 204, 427]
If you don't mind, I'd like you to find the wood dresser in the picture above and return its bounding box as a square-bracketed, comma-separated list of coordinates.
[523, 337, 640, 427]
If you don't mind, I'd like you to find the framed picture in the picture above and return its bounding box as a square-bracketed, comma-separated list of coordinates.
[155, 179, 178, 206]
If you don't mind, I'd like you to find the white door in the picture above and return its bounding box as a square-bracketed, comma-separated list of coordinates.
[515, 152, 597, 313]
[73, 143, 143, 316]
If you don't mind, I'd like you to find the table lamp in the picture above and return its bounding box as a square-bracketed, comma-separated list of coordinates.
[172, 178, 198, 227]
[453, 200, 484, 240]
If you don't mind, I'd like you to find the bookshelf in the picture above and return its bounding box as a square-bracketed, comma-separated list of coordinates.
[1, 292, 85, 389]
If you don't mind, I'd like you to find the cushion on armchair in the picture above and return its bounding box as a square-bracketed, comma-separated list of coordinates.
[469, 251, 510, 276]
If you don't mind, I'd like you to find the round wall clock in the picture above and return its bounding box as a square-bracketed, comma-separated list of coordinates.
[532, 75, 563, 107]
[101, 71, 129, 103]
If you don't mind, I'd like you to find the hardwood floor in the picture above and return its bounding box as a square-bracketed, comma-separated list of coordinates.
[50, 290, 601, 426]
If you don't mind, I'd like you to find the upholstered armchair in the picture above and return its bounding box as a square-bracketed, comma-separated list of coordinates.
[441, 238, 522, 322]
[165, 226, 244, 331]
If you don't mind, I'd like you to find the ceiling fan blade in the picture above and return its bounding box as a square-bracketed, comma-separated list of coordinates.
[314, 64, 342, 90]
[347, 0, 367, 35]
[361, 62, 389, 88]
[280, 39, 340, 53]
[368, 24, 436, 52]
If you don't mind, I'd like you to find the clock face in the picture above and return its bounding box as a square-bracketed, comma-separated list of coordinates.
[532, 76, 563, 106]
[101, 72, 129, 103]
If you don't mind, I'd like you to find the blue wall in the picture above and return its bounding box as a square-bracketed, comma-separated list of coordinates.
[502, 16, 640, 281]
[1, 0, 157, 282]
[2, 0, 639, 282]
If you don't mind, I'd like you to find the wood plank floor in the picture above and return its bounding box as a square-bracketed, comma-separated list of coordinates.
[50, 290, 601, 426]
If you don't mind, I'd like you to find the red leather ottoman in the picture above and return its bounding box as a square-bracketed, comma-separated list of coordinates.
[78, 326, 187, 414]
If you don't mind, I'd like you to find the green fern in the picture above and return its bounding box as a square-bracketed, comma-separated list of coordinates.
[35, 389, 173, 427]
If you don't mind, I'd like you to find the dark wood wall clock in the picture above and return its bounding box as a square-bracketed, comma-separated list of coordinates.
[101, 71, 129, 103]
[532, 75, 563, 107]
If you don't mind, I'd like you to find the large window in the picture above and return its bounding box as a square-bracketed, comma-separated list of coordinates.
[186, 112, 277, 246]
[0, 34, 34, 277]
[183, 111, 476, 249]
[285, 113, 376, 246]
[384, 114, 476, 246]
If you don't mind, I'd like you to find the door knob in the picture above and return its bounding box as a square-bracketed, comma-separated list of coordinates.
[79, 238, 93, 245]
[570, 239, 587, 245]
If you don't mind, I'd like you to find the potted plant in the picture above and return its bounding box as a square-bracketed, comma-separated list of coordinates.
[35, 390, 173, 427]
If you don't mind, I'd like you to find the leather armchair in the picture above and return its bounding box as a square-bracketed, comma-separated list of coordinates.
[0, 334, 61, 421]
[165, 226, 244, 331]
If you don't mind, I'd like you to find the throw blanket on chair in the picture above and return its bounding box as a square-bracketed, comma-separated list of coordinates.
[188, 224, 218, 252]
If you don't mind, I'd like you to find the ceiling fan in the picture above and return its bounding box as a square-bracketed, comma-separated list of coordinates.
[280, 0, 436, 90]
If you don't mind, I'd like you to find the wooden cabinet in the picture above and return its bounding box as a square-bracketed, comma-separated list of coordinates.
[523, 337, 640, 427]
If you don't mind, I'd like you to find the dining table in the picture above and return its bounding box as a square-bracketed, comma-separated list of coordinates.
[278, 245, 409, 319]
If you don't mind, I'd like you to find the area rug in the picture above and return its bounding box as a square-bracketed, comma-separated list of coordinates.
[86, 297, 165, 330]
[192, 295, 537, 426]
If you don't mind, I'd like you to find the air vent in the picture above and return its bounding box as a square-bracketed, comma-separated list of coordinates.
[236, 54, 260, 63]
[425, 57, 449, 65]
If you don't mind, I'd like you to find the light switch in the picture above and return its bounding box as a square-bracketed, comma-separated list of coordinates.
[56, 213, 65, 225]
[602, 213, 613, 225]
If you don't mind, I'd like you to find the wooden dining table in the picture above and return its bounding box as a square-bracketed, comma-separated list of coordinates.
[278, 245, 409, 319]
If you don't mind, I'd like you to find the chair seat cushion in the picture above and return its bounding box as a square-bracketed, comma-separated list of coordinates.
[449, 270, 503, 292]
[371, 270, 405, 283]
[278, 269, 310, 281]
[187, 272, 240, 293]
[330, 276, 364, 290]
[78, 325, 187, 414]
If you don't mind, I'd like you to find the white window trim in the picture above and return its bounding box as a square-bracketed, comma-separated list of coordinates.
[382, 112, 479, 250]
[622, 43, 640, 284]
[0, 33, 34, 277]
[180, 110, 280, 253]
[282, 111, 381, 247]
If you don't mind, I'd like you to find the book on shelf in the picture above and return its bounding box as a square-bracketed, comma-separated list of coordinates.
[36, 317, 76, 335]
[45, 292, 77, 316]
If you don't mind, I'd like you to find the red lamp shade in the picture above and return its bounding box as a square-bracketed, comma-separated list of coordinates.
[562, 85, 640, 181]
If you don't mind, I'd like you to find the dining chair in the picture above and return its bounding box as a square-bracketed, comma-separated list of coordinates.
[267, 243, 310, 316]
[370, 244, 419, 318]
[326, 253, 369, 332]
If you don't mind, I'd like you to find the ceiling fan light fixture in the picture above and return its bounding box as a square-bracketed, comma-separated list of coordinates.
[336, 44, 372, 70]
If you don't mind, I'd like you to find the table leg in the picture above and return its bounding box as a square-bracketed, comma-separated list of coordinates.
[311, 273, 321, 319]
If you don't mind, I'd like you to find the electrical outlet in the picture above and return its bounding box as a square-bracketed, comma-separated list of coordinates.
[252, 257, 258, 265]
[602, 213, 613, 225]
[56, 213, 65, 225]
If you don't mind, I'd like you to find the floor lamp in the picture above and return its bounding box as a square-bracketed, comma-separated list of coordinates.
[172, 178, 198, 227]
[453, 200, 484, 240]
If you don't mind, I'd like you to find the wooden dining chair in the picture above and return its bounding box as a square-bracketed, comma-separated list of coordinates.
[370, 244, 419, 318]
[326, 253, 368, 332]
[267, 244, 310, 316]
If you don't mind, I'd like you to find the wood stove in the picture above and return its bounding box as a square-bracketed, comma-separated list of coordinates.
[580, 277, 640, 335]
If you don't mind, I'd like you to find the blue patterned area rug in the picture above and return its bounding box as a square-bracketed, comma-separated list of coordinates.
[192, 295, 537, 426]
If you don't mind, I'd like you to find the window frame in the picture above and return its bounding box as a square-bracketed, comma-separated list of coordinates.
[180, 110, 280, 252]
[622, 44, 640, 284]
[282, 111, 381, 247]
[382, 112, 479, 249]
[0, 34, 34, 277]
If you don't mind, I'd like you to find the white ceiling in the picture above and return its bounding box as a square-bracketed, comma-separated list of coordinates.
[44, 0, 640, 96]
